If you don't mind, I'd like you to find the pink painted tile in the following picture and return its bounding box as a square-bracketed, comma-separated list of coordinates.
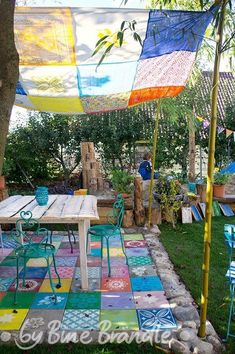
[102, 266, 129, 278]
[102, 257, 127, 267]
[56, 248, 79, 257]
[45, 267, 75, 279]
[124, 240, 147, 248]
[134, 291, 170, 309]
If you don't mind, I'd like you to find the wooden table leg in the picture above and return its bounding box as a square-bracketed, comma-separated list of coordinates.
[86, 220, 91, 254]
[78, 220, 89, 290]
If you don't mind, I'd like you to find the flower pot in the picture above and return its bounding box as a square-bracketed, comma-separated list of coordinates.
[35, 186, 48, 206]
[0, 176, 6, 190]
[196, 184, 207, 203]
[188, 182, 196, 193]
[213, 184, 225, 198]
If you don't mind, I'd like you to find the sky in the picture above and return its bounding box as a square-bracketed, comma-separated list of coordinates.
[11, 0, 233, 128]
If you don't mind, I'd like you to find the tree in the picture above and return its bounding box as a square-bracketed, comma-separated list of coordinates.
[0, 0, 19, 176]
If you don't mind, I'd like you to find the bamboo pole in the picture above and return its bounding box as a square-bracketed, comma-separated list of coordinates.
[199, 0, 226, 338]
[148, 100, 161, 228]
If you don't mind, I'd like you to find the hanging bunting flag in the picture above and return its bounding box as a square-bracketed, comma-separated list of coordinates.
[226, 129, 233, 138]
[203, 119, 210, 129]
[217, 126, 225, 134]
[197, 116, 204, 122]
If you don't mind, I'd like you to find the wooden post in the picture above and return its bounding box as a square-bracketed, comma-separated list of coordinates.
[81, 142, 104, 192]
[134, 177, 145, 226]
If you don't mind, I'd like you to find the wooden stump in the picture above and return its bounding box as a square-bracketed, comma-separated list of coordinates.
[123, 210, 134, 228]
[81, 142, 104, 192]
[0, 188, 8, 202]
[134, 177, 145, 226]
[144, 207, 161, 225]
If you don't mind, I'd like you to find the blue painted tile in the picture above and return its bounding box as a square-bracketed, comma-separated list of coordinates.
[61, 309, 100, 330]
[55, 257, 77, 267]
[31, 292, 68, 309]
[0, 277, 15, 291]
[90, 248, 102, 257]
[131, 276, 163, 292]
[126, 248, 149, 257]
[19, 267, 48, 279]
[137, 308, 177, 330]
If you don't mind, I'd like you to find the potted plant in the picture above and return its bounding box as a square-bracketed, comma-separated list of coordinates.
[213, 172, 230, 198]
[111, 169, 134, 198]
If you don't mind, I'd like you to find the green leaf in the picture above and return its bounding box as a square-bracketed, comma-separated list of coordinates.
[95, 35, 109, 48]
[92, 40, 108, 57]
[120, 21, 126, 31]
[96, 43, 115, 69]
[117, 31, 124, 47]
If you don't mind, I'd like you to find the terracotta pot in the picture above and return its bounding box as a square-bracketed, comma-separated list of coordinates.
[0, 176, 6, 190]
[213, 184, 225, 198]
[196, 184, 207, 203]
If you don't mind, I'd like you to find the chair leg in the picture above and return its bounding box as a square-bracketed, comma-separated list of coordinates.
[50, 230, 53, 244]
[14, 257, 20, 305]
[226, 284, 235, 341]
[46, 258, 57, 304]
[105, 237, 111, 277]
[22, 257, 27, 287]
[52, 254, 61, 288]
[67, 225, 73, 254]
[70, 227, 76, 244]
[101, 236, 103, 259]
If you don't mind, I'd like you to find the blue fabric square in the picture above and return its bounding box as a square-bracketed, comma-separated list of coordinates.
[31, 292, 68, 309]
[77, 62, 137, 96]
[137, 308, 177, 330]
[131, 276, 163, 292]
[16, 81, 27, 95]
[19, 267, 48, 279]
[141, 6, 217, 59]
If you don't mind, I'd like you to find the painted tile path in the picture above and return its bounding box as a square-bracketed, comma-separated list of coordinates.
[0, 231, 177, 334]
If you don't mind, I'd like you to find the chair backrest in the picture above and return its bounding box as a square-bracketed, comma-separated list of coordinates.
[112, 194, 125, 228]
[11, 210, 49, 246]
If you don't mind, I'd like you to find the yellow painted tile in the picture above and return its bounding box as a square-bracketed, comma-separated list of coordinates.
[39, 278, 72, 293]
[27, 257, 52, 267]
[0, 309, 28, 330]
[103, 248, 125, 257]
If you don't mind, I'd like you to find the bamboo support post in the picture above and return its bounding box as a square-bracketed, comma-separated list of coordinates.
[199, 0, 226, 338]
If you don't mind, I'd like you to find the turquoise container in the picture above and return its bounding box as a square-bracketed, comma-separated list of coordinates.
[188, 182, 196, 193]
[35, 186, 48, 206]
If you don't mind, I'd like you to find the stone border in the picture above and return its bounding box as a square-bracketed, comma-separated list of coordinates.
[135, 226, 224, 354]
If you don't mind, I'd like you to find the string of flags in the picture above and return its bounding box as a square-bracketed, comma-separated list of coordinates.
[197, 116, 235, 141]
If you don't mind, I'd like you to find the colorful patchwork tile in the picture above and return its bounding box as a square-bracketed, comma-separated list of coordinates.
[56, 248, 79, 257]
[31, 293, 68, 309]
[0, 292, 36, 309]
[102, 266, 129, 278]
[39, 278, 72, 293]
[131, 276, 163, 292]
[19, 267, 48, 279]
[0, 256, 24, 267]
[103, 248, 125, 257]
[90, 248, 102, 257]
[90, 235, 102, 242]
[61, 309, 100, 330]
[9, 279, 43, 292]
[0, 266, 20, 278]
[0, 278, 15, 291]
[102, 257, 127, 267]
[66, 292, 101, 309]
[137, 308, 177, 330]
[126, 248, 149, 257]
[127, 256, 152, 267]
[107, 239, 122, 248]
[123, 234, 144, 241]
[24, 309, 64, 331]
[59, 241, 79, 249]
[90, 241, 101, 249]
[129, 265, 157, 277]
[101, 292, 135, 310]
[83, 256, 102, 267]
[0, 248, 14, 257]
[101, 277, 131, 292]
[70, 278, 100, 292]
[124, 240, 147, 248]
[1, 239, 18, 248]
[0, 309, 29, 330]
[74, 267, 101, 279]
[46, 267, 75, 279]
[26, 257, 53, 267]
[134, 291, 169, 309]
[100, 310, 139, 331]
[55, 256, 77, 267]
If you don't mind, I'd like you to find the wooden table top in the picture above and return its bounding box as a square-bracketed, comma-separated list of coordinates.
[0, 195, 99, 224]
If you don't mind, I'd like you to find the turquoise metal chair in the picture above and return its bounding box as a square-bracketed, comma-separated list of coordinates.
[11, 210, 61, 305]
[87, 194, 126, 277]
[224, 224, 235, 340]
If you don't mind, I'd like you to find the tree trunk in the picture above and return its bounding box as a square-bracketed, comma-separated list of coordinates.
[0, 1, 19, 175]
[188, 115, 196, 182]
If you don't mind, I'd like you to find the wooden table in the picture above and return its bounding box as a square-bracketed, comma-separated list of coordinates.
[0, 194, 99, 290]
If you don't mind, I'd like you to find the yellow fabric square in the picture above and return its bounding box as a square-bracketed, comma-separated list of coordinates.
[39, 278, 72, 293]
[27, 257, 52, 267]
[0, 309, 28, 330]
[103, 248, 125, 257]
[29, 96, 84, 113]
[15, 8, 76, 65]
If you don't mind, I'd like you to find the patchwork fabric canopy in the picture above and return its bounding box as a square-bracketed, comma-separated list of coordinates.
[14, 6, 217, 114]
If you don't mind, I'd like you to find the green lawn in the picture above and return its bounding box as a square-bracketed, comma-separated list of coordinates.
[159, 216, 235, 353]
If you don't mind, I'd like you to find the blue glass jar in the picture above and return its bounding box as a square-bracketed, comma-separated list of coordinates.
[35, 186, 48, 206]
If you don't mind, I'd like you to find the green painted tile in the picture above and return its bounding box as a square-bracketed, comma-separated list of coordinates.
[100, 310, 139, 331]
[66, 292, 101, 309]
[123, 234, 144, 241]
[0, 292, 36, 309]
[0, 257, 24, 267]
[127, 256, 153, 267]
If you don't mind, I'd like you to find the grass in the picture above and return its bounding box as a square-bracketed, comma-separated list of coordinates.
[159, 216, 235, 353]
